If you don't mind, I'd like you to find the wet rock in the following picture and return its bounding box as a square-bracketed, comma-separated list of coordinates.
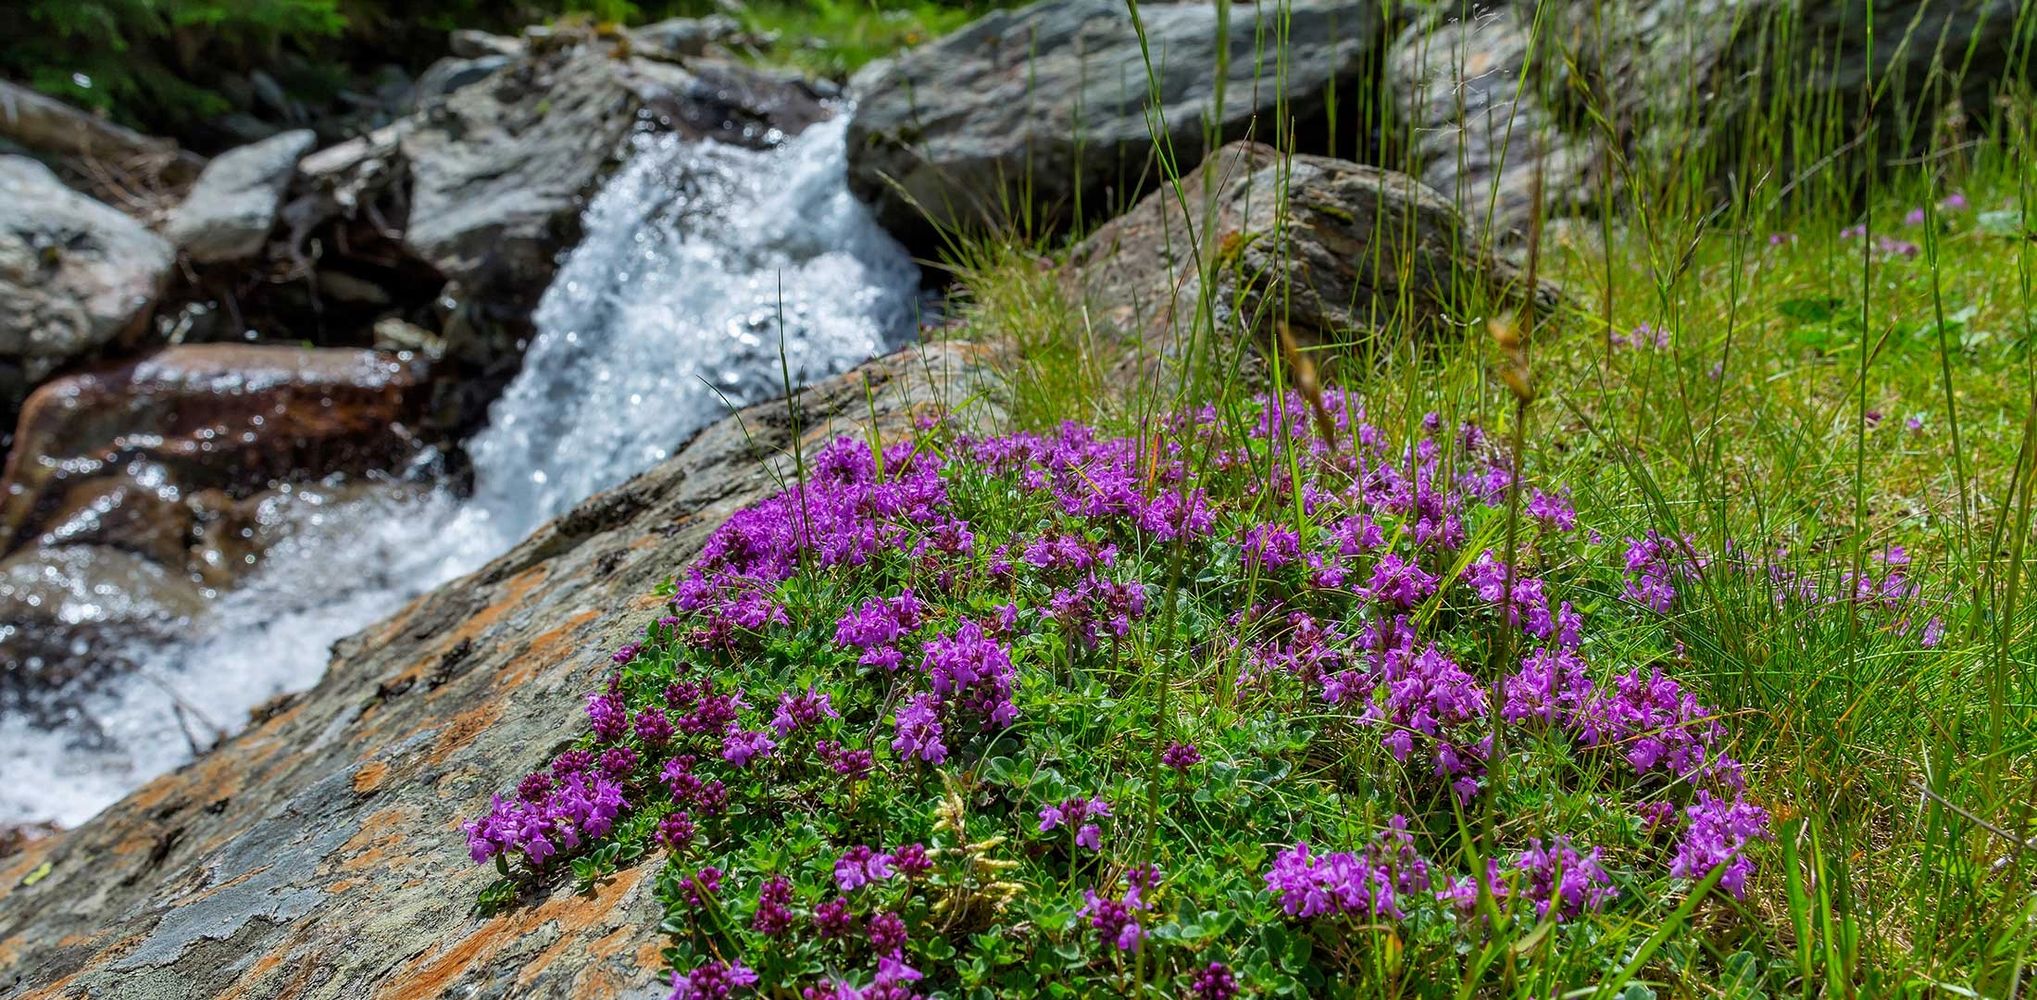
[0, 822, 58, 860]
[162, 130, 317, 264]
[0, 545, 208, 699]
[0, 345, 429, 562]
[0, 340, 1001, 999]
[846, 0, 1380, 255]
[0, 157, 175, 435]
[1067, 141, 1554, 384]
[397, 43, 830, 316]
[253, 36, 835, 443]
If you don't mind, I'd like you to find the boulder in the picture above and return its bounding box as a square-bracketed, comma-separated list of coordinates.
[0, 344, 432, 695]
[0, 340, 1001, 999]
[0, 157, 175, 435]
[1066, 141, 1553, 383]
[162, 130, 318, 264]
[847, 0, 1380, 255]
[1388, 0, 2034, 238]
[0, 344, 430, 562]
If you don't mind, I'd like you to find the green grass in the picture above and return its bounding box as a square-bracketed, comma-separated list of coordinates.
[728, 0, 997, 79]
[919, 2, 2037, 992]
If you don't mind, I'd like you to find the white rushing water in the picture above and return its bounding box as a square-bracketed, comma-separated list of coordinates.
[0, 114, 920, 826]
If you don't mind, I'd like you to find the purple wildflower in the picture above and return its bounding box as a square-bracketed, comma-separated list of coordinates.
[890, 693, 947, 764]
[1191, 962, 1239, 1000]
[1161, 741, 1203, 773]
[835, 845, 897, 892]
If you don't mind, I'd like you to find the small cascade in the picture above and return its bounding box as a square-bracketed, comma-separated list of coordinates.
[0, 112, 919, 826]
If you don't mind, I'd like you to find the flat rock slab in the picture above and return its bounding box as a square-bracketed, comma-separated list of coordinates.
[0, 340, 1001, 999]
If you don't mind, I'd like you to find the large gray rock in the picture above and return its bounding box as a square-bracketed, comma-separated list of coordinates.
[1067, 141, 1556, 386]
[162, 129, 317, 264]
[847, 0, 1380, 255]
[1389, 0, 2034, 239]
[0, 340, 1002, 999]
[0, 157, 174, 425]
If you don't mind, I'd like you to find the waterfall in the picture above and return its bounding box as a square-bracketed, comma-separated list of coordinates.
[0, 112, 920, 827]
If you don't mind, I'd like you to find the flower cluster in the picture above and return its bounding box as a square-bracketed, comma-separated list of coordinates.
[456, 390, 1840, 994]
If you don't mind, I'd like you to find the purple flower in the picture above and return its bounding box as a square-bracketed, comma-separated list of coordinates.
[722, 728, 776, 767]
[1526, 489, 1577, 531]
[658, 811, 696, 852]
[919, 620, 1019, 729]
[866, 909, 908, 953]
[515, 771, 553, 803]
[771, 687, 840, 738]
[669, 960, 757, 1000]
[1622, 532, 1680, 614]
[1191, 962, 1239, 1000]
[813, 898, 858, 939]
[1240, 524, 1302, 571]
[1921, 616, 1945, 648]
[835, 845, 897, 892]
[1671, 790, 1771, 898]
[1512, 837, 1617, 920]
[892, 842, 932, 879]
[753, 875, 795, 937]
[891, 693, 947, 764]
[1039, 796, 1110, 851]
[681, 866, 723, 908]
[634, 708, 674, 747]
[818, 740, 875, 780]
[1080, 867, 1157, 952]
[587, 690, 629, 743]
[1367, 553, 1438, 608]
[1161, 741, 1202, 773]
[1263, 842, 1399, 920]
[598, 746, 638, 780]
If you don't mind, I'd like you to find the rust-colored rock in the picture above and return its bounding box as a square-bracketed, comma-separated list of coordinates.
[0, 340, 1000, 999]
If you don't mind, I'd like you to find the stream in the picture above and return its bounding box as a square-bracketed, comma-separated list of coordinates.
[0, 112, 921, 827]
